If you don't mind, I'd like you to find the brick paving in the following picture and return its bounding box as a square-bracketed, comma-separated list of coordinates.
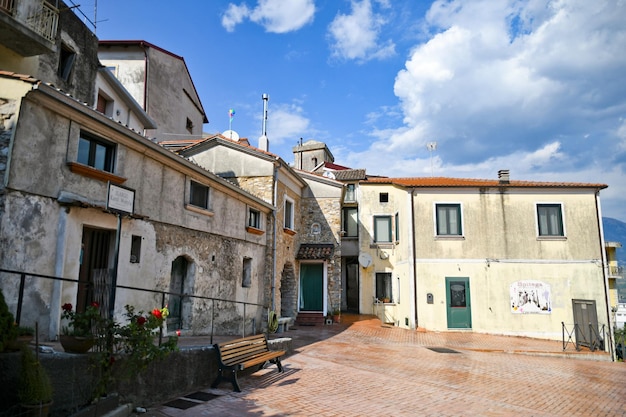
[142, 315, 626, 417]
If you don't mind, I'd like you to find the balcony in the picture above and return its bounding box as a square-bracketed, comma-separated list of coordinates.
[609, 265, 624, 279]
[0, 0, 58, 56]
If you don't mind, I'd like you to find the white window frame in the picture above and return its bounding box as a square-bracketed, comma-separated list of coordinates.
[536, 202, 566, 238]
[433, 202, 464, 237]
[185, 177, 213, 216]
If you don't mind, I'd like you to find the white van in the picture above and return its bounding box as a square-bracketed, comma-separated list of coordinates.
[615, 304, 626, 330]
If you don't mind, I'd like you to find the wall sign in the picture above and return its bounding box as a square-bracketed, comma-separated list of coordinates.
[107, 183, 135, 215]
[510, 280, 551, 314]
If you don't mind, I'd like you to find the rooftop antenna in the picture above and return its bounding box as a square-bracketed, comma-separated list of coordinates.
[259, 93, 269, 151]
[426, 142, 437, 176]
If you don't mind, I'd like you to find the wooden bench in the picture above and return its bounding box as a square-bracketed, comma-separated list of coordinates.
[211, 333, 285, 392]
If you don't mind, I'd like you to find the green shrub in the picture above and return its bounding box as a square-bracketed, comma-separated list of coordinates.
[0, 288, 18, 352]
[18, 346, 53, 405]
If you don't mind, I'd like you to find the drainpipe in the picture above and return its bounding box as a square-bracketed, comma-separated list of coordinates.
[411, 189, 418, 328]
[595, 189, 615, 360]
[271, 161, 279, 312]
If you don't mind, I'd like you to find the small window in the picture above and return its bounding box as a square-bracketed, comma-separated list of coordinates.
[284, 198, 294, 229]
[376, 272, 393, 302]
[78, 132, 116, 173]
[345, 184, 356, 202]
[537, 203, 564, 236]
[186, 118, 194, 134]
[58, 44, 76, 81]
[379, 193, 389, 203]
[342, 207, 358, 237]
[436, 203, 462, 236]
[374, 215, 392, 243]
[96, 91, 113, 116]
[248, 208, 261, 229]
[190, 181, 209, 209]
[130, 235, 141, 263]
[242, 257, 252, 288]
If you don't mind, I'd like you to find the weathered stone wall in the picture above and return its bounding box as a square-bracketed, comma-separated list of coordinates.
[0, 97, 16, 219]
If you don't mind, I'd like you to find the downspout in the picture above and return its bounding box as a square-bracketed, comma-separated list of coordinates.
[271, 161, 279, 312]
[595, 189, 615, 360]
[141, 43, 149, 121]
[411, 189, 418, 328]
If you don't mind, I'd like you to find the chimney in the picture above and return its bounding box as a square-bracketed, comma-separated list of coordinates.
[498, 169, 510, 184]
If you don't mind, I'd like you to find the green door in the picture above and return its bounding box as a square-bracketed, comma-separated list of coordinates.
[300, 263, 324, 311]
[446, 277, 472, 329]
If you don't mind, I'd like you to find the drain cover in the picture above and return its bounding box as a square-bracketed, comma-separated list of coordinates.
[427, 347, 460, 354]
[163, 398, 199, 410]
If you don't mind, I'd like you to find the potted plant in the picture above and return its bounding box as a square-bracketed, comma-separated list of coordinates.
[332, 309, 341, 323]
[59, 302, 103, 353]
[18, 345, 53, 416]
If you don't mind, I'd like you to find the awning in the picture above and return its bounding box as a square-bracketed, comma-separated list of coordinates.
[296, 243, 335, 260]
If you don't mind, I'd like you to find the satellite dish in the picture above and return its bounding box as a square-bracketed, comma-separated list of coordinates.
[223, 130, 239, 141]
[358, 253, 373, 268]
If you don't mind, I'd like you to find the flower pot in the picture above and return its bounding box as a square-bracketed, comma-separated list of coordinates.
[332, 314, 341, 323]
[59, 335, 94, 353]
[21, 401, 52, 417]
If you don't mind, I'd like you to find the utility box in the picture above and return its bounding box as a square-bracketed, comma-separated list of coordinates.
[427, 293, 434, 304]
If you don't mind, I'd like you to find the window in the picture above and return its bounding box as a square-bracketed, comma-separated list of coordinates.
[96, 91, 113, 116]
[379, 192, 389, 203]
[78, 132, 115, 173]
[374, 215, 392, 243]
[342, 207, 358, 237]
[436, 203, 462, 236]
[58, 44, 76, 81]
[242, 257, 252, 288]
[284, 198, 294, 229]
[395, 212, 400, 242]
[130, 235, 141, 263]
[190, 181, 209, 209]
[345, 183, 356, 202]
[376, 272, 393, 302]
[248, 208, 261, 229]
[537, 204, 564, 236]
[186, 118, 194, 134]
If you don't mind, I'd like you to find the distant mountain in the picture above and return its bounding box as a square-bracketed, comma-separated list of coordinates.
[603, 217, 626, 265]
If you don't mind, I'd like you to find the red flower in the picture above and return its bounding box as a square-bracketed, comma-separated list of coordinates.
[62, 303, 73, 312]
[151, 309, 163, 320]
[136, 316, 147, 326]
[91, 302, 99, 308]
[109, 356, 115, 366]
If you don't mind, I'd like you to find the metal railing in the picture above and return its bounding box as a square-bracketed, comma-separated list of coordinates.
[0, 0, 15, 15]
[1, 268, 268, 345]
[609, 265, 624, 277]
[25, 0, 58, 41]
[562, 321, 607, 352]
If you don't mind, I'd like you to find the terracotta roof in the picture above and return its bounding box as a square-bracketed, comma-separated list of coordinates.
[324, 161, 352, 170]
[0, 70, 39, 84]
[296, 244, 335, 260]
[362, 177, 607, 189]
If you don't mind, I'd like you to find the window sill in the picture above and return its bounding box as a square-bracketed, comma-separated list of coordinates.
[370, 243, 394, 249]
[67, 162, 127, 184]
[246, 226, 265, 235]
[537, 236, 567, 241]
[434, 236, 465, 241]
[185, 204, 214, 217]
[283, 228, 297, 236]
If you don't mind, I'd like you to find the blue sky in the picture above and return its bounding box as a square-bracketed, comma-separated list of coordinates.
[76, 0, 626, 222]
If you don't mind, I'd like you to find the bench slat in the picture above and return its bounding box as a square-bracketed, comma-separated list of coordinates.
[211, 333, 286, 392]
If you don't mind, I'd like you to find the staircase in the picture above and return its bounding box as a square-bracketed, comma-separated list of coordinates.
[295, 312, 326, 326]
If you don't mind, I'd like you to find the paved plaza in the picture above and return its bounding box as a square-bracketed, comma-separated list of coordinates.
[144, 315, 626, 416]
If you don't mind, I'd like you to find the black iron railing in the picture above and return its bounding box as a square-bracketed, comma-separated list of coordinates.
[1, 268, 268, 344]
[562, 321, 607, 352]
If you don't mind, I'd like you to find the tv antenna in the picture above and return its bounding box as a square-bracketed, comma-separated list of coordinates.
[426, 142, 437, 176]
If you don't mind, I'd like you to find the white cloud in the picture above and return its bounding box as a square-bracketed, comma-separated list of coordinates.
[261, 102, 311, 146]
[327, 0, 396, 62]
[222, 0, 315, 33]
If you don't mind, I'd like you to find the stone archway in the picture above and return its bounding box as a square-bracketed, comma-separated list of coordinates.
[280, 262, 297, 318]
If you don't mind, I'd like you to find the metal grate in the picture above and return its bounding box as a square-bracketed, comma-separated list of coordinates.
[427, 347, 460, 354]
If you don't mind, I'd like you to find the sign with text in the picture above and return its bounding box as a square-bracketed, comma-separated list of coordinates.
[107, 183, 135, 215]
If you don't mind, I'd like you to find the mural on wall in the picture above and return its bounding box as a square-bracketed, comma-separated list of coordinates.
[510, 281, 551, 314]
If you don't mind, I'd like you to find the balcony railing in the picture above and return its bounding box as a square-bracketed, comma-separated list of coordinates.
[609, 265, 624, 278]
[0, 0, 15, 15]
[25, 0, 58, 41]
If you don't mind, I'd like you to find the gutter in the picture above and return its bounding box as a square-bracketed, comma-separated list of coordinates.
[596, 190, 615, 361]
[271, 161, 279, 312]
[411, 188, 418, 328]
